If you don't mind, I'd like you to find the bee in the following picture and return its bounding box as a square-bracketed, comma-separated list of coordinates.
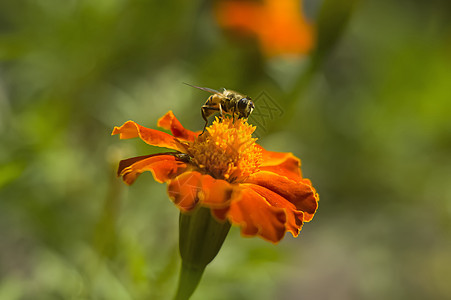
[184, 83, 255, 133]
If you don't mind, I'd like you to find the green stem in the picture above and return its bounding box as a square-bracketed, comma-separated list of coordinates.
[173, 262, 205, 300]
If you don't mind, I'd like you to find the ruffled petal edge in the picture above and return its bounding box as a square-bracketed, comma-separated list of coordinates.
[157, 111, 199, 142]
[112, 120, 185, 152]
[118, 154, 188, 185]
[222, 186, 287, 243]
[246, 171, 318, 220]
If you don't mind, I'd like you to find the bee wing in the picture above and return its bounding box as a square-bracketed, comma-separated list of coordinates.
[183, 83, 221, 94]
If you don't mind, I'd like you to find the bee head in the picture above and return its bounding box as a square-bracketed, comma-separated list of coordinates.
[237, 97, 254, 118]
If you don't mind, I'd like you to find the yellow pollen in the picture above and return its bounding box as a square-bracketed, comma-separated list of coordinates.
[187, 117, 262, 182]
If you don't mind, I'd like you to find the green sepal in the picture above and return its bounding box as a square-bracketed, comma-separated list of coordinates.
[174, 206, 231, 300]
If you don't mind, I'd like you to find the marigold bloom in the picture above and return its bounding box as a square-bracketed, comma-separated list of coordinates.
[215, 0, 314, 57]
[112, 111, 318, 243]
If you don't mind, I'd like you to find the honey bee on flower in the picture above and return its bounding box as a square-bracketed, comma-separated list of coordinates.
[112, 111, 318, 243]
[184, 83, 255, 133]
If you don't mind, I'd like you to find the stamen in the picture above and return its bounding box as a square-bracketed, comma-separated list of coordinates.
[187, 117, 262, 183]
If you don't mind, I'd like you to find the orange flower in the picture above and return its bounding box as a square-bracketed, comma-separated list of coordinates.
[112, 111, 318, 243]
[215, 0, 314, 57]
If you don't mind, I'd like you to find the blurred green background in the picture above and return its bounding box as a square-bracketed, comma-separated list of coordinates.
[1, 0, 451, 299]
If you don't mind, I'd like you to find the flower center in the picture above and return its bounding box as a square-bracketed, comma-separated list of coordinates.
[187, 117, 262, 182]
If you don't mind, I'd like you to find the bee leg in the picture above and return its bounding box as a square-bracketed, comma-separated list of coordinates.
[201, 106, 211, 135]
[201, 108, 208, 135]
[218, 103, 224, 121]
[201, 106, 219, 135]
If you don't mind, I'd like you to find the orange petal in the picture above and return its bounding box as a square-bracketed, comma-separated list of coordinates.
[211, 207, 229, 222]
[118, 154, 188, 185]
[244, 183, 305, 238]
[257, 0, 314, 57]
[246, 171, 318, 220]
[112, 120, 185, 152]
[198, 175, 240, 209]
[226, 187, 287, 243]
[259, 145, 301, 171]
[260, 151, 302, 181]
[300, 178, 319, 222]
[215, 0, 314, 57]
[215, 2, 262, 34]
[167, 171, 202, 212]
[157, 111, 199, 142]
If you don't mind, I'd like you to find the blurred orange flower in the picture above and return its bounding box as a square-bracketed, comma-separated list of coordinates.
[215, 0, 314, 57]
[112, 111, 318, 243]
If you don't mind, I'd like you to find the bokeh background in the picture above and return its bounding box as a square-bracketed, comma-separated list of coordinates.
[1, 0, 451, 299]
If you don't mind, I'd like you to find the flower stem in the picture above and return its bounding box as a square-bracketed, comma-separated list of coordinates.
[174, 207, 231, 299]
[173, 262, 205, 300]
